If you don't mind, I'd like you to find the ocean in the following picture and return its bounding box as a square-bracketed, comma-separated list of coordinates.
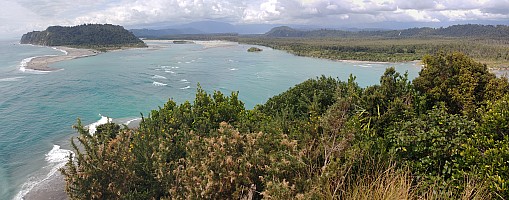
[0, 39, 421, 199]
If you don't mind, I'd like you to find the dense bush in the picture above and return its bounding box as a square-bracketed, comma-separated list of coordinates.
[20, 24, 147, 49]
[61, 52, 508, 199]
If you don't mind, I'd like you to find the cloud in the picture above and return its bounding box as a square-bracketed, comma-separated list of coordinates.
[1, 0, 509, 37]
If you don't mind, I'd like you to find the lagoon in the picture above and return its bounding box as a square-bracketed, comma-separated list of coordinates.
[0, 40, 420, 199]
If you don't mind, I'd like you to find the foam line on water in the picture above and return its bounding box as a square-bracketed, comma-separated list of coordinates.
[0, 77, 24, 82]
[124, 118, 142, 125]
[153, 81, 168, 86]
[51, 47, 68, 55]
[18, 56, 52, 74]
[152, 75, 167, 79]
[87, 114, 112, 135]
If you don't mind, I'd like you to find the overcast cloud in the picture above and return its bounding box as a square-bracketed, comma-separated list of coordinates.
[1, 0, 509, 37]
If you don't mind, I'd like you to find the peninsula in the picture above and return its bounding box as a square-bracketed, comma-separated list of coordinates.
[20, 24, 146, 71]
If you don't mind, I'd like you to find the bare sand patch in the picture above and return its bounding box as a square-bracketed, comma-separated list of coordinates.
[24, 47, 98, 71]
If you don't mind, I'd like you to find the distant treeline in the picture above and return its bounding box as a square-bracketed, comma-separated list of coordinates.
[264, 24, 509, 38]
[248, 24, 509, 67]
[20, 24, 146, 50]
[136, 24, 509, 39]
[139, 24, 509, 68]
[237, 37, 509, 67]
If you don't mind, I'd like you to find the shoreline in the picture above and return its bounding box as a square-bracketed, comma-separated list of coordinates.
[144, 39, 239, 49]
[19, 116, 142, 200]
[22, 47, 99, 71]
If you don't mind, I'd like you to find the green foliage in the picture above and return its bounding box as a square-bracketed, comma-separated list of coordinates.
[461, 94, 509, 196]
[414, 52, 504, 117]
[388, 105, 476, 188]
[265, 24, 509, 38]
[238, 37, 509, 68]
[247, 47, 263, 52]
[258, 76, 342, 121]
[176, 122, 303, 199]
[61, 52, 509, 199]
[20, 24, 146, 49]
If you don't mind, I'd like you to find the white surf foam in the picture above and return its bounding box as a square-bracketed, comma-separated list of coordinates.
[19, 56, 36, 72]
[45, 145, 73, 163]
[153, 81, 168, 86]
[180, 86, 191, 90]
[165, 70, 175, 74]
[230, 68, 238, 71]
[0, 76, 24, 82]
[152, 75, 167, 79]
[87, 114, 112, 135]
[124, 118, 142, 126]
[185, 61, 191, 64]
[14, 145, 73, 200]
[19, 56, 52, 74]
[51, 47, 68, 55]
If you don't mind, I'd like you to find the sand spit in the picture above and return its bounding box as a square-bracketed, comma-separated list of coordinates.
[24, 47, 98, 71]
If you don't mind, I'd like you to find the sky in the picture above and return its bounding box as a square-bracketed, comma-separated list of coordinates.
[1, 0, 509, 38]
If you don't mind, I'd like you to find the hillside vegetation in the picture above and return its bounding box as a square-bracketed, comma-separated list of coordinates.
[61, 52, 509, 199]
[264, 24, 509, 38]
[20, 24, 146, 50]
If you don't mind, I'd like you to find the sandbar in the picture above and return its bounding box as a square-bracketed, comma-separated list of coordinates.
[25, 47, 99, 71]
[194, 40, 238, 49]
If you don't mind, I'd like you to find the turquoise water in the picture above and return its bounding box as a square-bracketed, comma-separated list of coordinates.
[0, 40, 421, 199]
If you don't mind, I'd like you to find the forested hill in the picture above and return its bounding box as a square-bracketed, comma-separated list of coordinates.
[265, 24, 509, 38]
[20, 24, 146, 49]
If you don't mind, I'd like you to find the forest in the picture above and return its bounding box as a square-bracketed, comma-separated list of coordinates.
[60, 52, 509, 199]
[146, 24, 509, 68]
[237, 36, 509, 68]
[20, 24, 147, 50]
[263, 24, 509, 38]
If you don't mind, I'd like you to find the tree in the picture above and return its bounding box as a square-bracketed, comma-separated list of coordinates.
[413, 52, 500, 117]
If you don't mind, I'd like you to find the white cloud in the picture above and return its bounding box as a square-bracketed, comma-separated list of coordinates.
[1, 0, 509, 37]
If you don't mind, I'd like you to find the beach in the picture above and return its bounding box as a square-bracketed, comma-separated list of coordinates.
[23, 47, 98, 71]
[194, 40, 238, 49]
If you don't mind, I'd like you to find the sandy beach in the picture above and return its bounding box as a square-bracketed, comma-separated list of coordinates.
[23, 172, 68, 200]
[194, 40, 238, 49]
[24, 47, 98, 71]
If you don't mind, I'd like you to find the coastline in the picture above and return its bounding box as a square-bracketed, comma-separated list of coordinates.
[144, 39, 238, 49]
[19, 117, 142, 200]
[22, 47, 99, 71]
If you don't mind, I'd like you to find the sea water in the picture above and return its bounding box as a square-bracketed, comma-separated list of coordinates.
[0, 39, 421, 199]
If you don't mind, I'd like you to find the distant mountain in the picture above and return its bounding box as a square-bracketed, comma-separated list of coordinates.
[265, 24, 509, 38]
[21, 24, 146, 48]
[130, 28, 203, 38]
[173, 21, 236, 34]
[130, 21, 280, 37]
